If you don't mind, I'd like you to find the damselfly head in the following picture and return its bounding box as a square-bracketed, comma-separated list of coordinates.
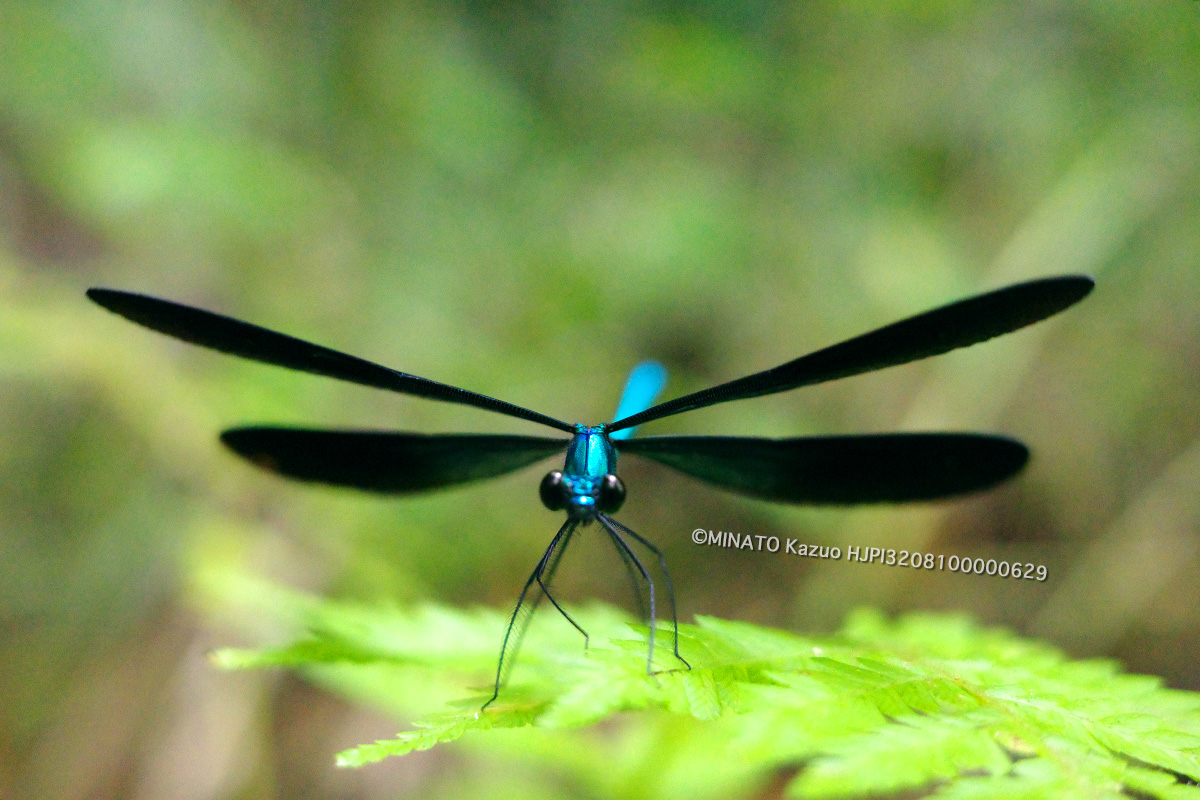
[540, 471, 627, 520]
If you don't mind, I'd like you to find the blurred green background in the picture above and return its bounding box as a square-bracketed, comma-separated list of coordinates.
[2, 1, 1199, 797]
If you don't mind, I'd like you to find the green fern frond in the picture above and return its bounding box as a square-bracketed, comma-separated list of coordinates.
[210, 581, 1200, 799]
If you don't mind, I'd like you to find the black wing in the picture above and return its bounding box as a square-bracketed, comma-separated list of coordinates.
[220, 428, 567, 492]
[607, 275, 1093, 433]
[87, 288, 574, 433]
[615, 434, 1029, 503]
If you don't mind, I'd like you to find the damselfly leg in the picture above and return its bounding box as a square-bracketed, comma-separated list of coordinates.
[611, 527, 648, 623]
[603, 515, 691, 671]
[484, 518, 581, 709]
[598, 515, 691, 675]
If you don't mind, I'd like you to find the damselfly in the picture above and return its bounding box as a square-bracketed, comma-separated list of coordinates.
[87, 275, 1093, 706]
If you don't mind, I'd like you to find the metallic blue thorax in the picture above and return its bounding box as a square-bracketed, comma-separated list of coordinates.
[564, 425, 616, 477]
[562, 425, 616, 519]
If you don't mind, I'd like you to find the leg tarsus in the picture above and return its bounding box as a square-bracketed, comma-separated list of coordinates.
[536, 573, 589, 651]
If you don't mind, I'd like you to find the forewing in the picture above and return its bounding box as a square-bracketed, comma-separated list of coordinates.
[220, 428, 567, 493]
[608, 275, 1093, 432]
[87, 288, 573, 432]
[615, 433, 1029, 504]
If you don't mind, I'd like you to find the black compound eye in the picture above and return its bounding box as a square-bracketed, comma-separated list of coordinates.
[539, 470, 566, 511]
[598, 473, 626, 513]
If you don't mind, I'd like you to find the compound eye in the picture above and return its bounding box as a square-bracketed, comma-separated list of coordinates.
[539, 471, 566, 511]
[598, 473, 626, 513]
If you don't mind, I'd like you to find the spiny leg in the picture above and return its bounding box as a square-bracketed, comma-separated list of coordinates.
[484, 518, 577, 710]
[603, 515, 691, 670]
[535, 525, 589, 650]
[612, 526, 649, 622]
[598, 516, 657, 675]
[521, 523, 582, 647]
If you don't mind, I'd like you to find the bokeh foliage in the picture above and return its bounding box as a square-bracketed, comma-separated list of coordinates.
[208, 580, 1200, 800]
[1, 1, 1199, 798]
